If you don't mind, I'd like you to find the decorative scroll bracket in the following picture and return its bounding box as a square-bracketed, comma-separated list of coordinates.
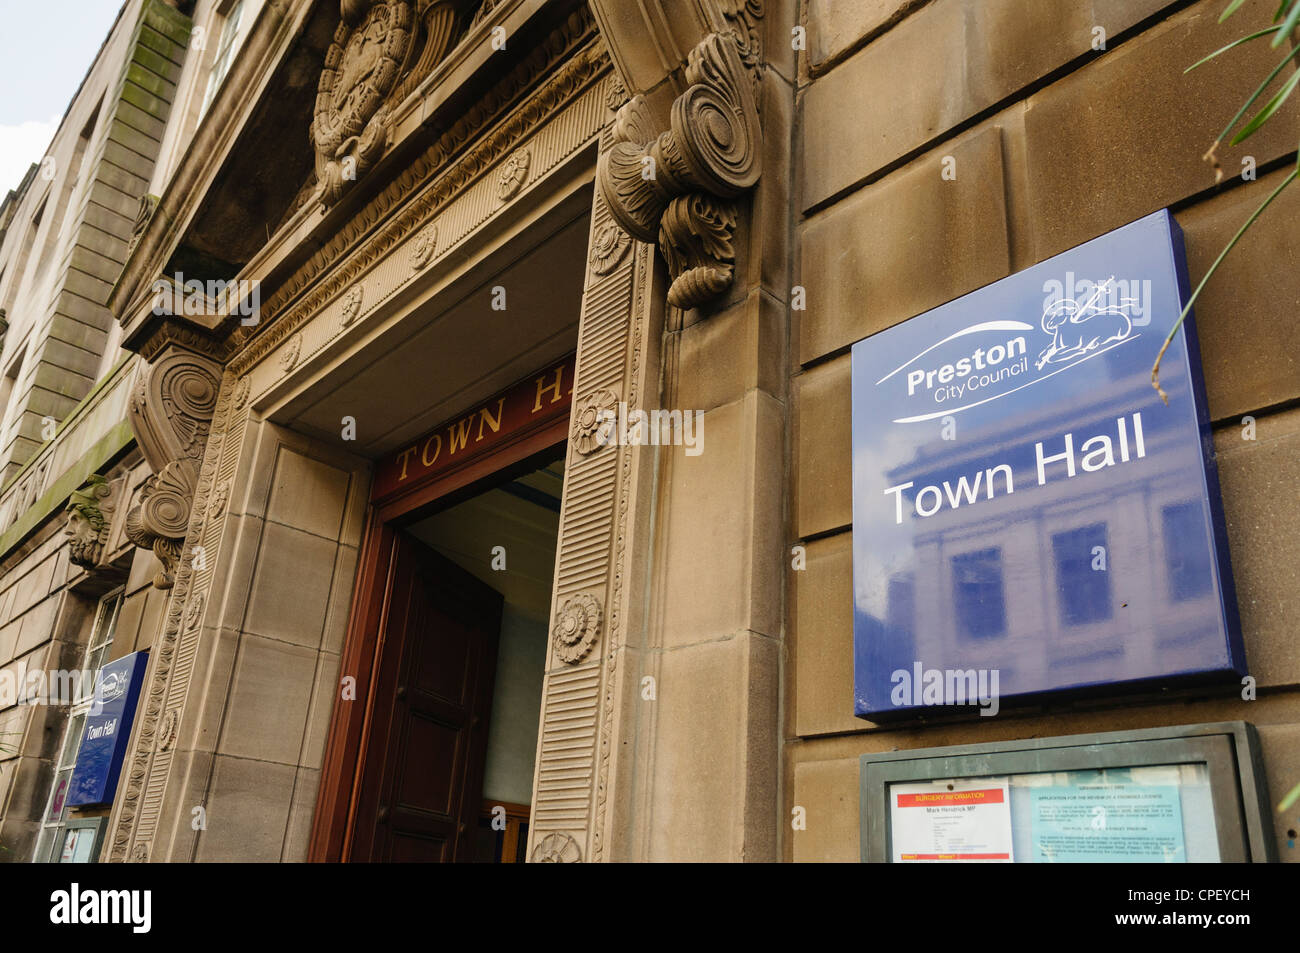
[596, 30, 762, 310]
[124, 347, 221, 588]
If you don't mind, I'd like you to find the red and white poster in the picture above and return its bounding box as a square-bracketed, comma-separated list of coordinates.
[890, 778, 1014, 862]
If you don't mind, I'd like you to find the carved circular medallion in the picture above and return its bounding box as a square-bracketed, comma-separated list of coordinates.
[232, 376, 250, 409]
[409, 221, 438, 269]
[340, 284, 364, 327]
[497, 147, 531, 200]
[531, 831, 582, 863]
[552, 592, 602, 664]
[313, 2, 415, 205]
[131, 843, 150, 863]
[157, 710, 179, 752]
[279, 333, 303, 372]
[590, 222, 631, 275]
[572, 389, 618, 455]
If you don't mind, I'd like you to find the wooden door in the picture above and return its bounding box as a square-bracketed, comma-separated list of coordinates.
[352, 530, 502, 861]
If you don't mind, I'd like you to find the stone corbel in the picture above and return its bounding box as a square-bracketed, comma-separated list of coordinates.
[124, 348, 222, 588]
[596, 30, 762, 310]
[64, 474, 123, 570]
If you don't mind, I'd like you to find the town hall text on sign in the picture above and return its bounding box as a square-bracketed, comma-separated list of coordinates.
[850, 210, 1243, 721]
[372, 355, 574, 498]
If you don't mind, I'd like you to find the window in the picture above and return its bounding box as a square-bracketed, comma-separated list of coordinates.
[0, 342, 27, 457]
[32, 588, 124, 863]
[951, 548, 1005, 640]
[1052, 523, 1111, 626]
[199, 0, 246, 117]
[1162, 501, 1213, 602]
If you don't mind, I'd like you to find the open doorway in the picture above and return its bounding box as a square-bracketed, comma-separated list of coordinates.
[345, 447, 564, 862]
[405, 454, 563, 862]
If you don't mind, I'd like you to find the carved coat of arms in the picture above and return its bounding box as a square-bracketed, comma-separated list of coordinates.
[312, 0, 418, 207]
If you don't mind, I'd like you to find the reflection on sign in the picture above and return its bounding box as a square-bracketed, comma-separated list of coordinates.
[851, 210, 1244, 720]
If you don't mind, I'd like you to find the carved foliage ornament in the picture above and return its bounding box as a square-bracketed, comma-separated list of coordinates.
[596, 31, 762, 310]
[64, 475, 116, 569]
[125, 352, 221, 589]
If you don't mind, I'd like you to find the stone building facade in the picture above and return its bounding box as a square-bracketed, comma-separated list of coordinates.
[0, 0, 1294, 862]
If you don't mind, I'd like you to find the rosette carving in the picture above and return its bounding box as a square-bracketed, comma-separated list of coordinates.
[497, 147, 530, 200]
[125, 350, 221, 589]
[596, 30, 762, 310]
[571, 389, 618, 455]
[590, 222, 630, 275]
[531, 831, 581, 863]
[552, 592, 602, 664]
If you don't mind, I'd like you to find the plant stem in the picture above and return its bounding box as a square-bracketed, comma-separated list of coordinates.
[1152, 167, 1299, 403]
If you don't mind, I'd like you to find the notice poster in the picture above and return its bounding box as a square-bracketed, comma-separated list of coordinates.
[890, 779, 1014, 862]
[1030, 782, 1186, 862]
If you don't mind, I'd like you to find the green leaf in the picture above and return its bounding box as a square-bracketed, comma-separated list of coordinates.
[1279, 780, 1300, 813]
[1220, 0, 1250, 22]
[1152, 168, 1299, 400]
[1217, 41, 1300, 143]
[1272, 0, 1300, 44]
[1232, 65, 1300, 142]
[1277, 0, 1296, 23]
[1187, 25, 1281, 72]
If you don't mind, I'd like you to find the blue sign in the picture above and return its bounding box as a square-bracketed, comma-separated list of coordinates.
[67, 651, 149, 807]
[851, 210, 1243, 721]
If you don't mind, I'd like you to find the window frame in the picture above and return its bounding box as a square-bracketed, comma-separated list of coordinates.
[31, 586, 125, 863]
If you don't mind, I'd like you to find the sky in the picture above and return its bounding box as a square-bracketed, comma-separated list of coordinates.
[0, 1, 126, 194]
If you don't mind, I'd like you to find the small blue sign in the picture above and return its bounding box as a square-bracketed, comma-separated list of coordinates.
[851, 210, 1243, 720]
[67, 651, 149, 807]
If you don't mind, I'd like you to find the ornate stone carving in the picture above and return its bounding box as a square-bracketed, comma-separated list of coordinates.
[184, 592, 205, 632]
[64, 474, 117, 569]
[130, 843, 149, 863]
[156, 710, 178, 752]
[279, 332, 303, 372]
[604, 74, 627, 112]
[127, 194, 158, 258]
[312, 1, 418, 208]
[408, 221, 438, 268]
[571, 389, 618, 455]
[590, 221, 630, 275]
[596, 31, 762, 309]
[210, 480, 230, 518]
[496, 147, 530, 200]
[340, 284, 364, 326]
[552, 592, 602, 664]
[531, 831, 581, 862]
[237, 11, 599, 367]
[233, 376, 250, 409]
[124, 351, 221, 589]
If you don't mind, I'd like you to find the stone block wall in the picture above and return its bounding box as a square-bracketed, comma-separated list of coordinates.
[0, 0, 190, 479]
[787, 0, 1300, 861]
[0, 452, 151, 860]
